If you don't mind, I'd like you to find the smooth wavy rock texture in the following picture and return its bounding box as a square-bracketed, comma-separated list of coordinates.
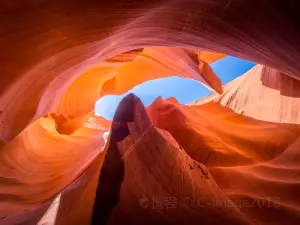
[1, 0, 300, 225]
[194, 64, 300, 124]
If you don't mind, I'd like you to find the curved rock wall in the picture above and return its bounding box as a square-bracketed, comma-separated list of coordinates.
[1, 1, 300, 224]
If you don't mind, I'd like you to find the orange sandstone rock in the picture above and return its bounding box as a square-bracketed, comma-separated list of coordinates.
[1, 1, 300, 225]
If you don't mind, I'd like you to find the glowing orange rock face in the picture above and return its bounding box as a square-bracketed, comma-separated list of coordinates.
[50, 48, 223, 135]
[148, 98, 300, 167]
[1, 1, 300, 225]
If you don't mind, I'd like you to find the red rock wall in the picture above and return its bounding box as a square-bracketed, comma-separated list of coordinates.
[195, 65, 300, 124]
[1, 1, 300, 224]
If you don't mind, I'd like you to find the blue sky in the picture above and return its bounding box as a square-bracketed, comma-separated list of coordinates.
[95, 56, 255, 119]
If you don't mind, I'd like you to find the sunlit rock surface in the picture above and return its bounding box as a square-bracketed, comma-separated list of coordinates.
[1, 0, 300, 224]
[194, 65, 300, 124]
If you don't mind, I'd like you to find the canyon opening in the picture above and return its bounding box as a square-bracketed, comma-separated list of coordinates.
[1, 1, 300, 225]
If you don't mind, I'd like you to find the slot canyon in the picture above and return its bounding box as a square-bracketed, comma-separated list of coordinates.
[1, 1, 300, 224]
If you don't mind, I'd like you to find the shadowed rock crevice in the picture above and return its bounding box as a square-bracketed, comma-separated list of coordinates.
[92, 93, 149, 224]
[91, 143, 124, 225]
[91, 95, 141, 224]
